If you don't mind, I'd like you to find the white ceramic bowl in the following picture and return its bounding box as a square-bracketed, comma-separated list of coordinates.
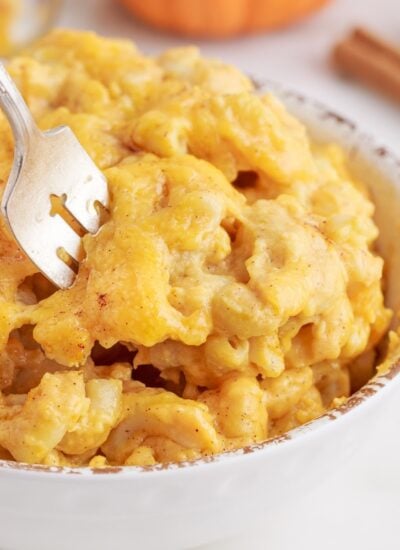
[1, 85, 400, 550]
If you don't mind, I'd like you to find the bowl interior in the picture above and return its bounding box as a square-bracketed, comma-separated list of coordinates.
[1, 84, 400, 475]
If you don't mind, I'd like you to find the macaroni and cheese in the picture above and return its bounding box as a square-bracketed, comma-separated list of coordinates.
[0, 30, 392, 466]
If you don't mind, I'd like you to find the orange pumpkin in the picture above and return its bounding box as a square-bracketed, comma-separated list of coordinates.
[117, 0, 331, 38]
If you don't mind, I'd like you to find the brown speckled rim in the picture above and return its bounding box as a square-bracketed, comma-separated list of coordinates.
[1, 82, 400, 477]
[1, 357, 399, 476]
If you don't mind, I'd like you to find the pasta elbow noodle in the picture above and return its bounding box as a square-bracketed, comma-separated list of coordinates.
[0, 372, 88, 464]
[58, 378, 123, 455]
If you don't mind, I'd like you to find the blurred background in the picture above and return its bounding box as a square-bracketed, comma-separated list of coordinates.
[2, 0, 398, 147]
[1, 0, 399, 146]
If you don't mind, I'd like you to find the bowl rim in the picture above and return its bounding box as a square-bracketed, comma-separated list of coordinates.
[1, 81, 400, 478]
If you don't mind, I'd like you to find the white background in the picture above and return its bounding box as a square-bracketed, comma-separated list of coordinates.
[58, 1, 400, 548]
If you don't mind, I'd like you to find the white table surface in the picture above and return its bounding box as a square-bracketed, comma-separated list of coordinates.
[57, 1, 400, 548]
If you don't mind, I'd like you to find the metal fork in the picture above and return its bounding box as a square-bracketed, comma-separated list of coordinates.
[0, 64, 109, 289]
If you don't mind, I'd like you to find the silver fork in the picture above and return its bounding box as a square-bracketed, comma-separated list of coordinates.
[0, 64, 109, 289]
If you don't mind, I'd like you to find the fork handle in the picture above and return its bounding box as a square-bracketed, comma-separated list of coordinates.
[0, 64, 42, 213]
[0, 63, 40, 148]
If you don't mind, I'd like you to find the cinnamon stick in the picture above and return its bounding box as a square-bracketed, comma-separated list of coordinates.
[333, 27, 400, 103]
